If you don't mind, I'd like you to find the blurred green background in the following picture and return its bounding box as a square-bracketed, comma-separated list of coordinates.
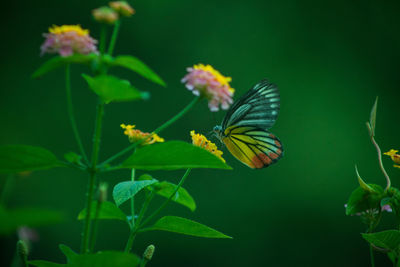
[1, 0, 400, 266]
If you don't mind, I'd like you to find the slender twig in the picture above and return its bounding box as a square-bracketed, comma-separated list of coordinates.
[81, 101, 105, 254]
[124, 169, 191, 253]
[366, 122, 391, 191]
[65, 64, 89, 165]
[124, 191, 155, 252]
[131, 168, 136, 228]
[369, 244, 375, 267]
[140, 169, 191, 228]
[99, 97, 200, 168]
[90, 197, 102, 252]
[0, 174, 13, 205]
[99, 25, 107, 55]
[107, 20, 120, 56]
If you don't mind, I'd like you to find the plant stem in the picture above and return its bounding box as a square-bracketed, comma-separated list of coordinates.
[367, 122, 391, 192]
[0, 174, 13, 205]
[125, 191, 155, 253]
[90, 198, 102, 252]
[140, 259, 149, 267]
[66, 64, 89, 165]
[140, 169, 191, 228]
[81, 101, 105, 254]
[369, 244, 375, 267]
[99, 97, 200, 168]
[124, 169, 191, 253]
[131, 168, 136, 228]
[107, 20, 120, 56]
[99, 25, 107, 55]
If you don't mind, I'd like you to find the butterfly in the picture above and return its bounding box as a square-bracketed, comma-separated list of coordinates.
[213, 79, 283, 169]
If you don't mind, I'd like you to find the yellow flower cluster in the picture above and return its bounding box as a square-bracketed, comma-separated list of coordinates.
[120, 124, 164, 145]
[49, 25, 89, 36]
[193, 64, 235, 94]
[384, 149, 400, 168]
[190, 130, 225, 162]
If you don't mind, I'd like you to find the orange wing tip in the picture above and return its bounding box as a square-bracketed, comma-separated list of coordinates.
[251, 153, 272, 169]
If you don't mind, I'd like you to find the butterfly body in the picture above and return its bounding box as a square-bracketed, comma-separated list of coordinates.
[213, 80, 283, 169]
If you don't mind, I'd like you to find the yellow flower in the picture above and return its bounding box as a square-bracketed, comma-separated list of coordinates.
[190, 130, 225, 162]
[384, 149, 400, 168]
[48, 25, 89, 36]
[121, 124, 164, 145]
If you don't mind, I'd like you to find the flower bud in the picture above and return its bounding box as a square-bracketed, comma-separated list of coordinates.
[92, 6, 119, 24]
[17, 240, 28, 265]
[143, 244, 155, 261]
[109, 1, 135, 17]
[99, 182, 108, 203]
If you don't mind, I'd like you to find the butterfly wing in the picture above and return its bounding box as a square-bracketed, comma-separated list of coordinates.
[222, 126, 283, 169]
[222, 79, 280, 130]
[219, 79, 283, 168]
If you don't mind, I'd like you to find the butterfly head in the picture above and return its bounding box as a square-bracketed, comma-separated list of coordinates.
[213, 125, 224, 141]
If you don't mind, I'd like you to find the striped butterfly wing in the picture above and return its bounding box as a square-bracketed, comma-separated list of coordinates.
[222, 126, 283, 169]
[222, 79, 280, 130]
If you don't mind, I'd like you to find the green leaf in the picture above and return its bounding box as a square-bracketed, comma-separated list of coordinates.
[138, 174, 153, 181]
[0, 205, 64, 235]
[82, 74, 149, 104]
[355, 165, 374, 192]
[153, 181, 196, 211]
[32, 54, 97, 78]
[111, 55, 166, 87]
[121, 141, 231, 170]
[64, 152, 82, 165]
[77, 201, 127, 222]
[59, 244, 78, 263]
[145, 216, 232, 239]
[30, 251, 140, 267]
[362, 230, 400, 250]
[29, 260, 65, 267]
[345, 184, 384, 216]
[369, 96, 378, 136]
[0, 145, 61, 173]
[113, 180, 158, 206]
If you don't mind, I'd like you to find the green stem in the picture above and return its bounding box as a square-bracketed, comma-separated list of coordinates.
[107, 20, 121, 56]
[140, 259, 149, 267]
[81, 101, 105, 254]
[124, 169, 191, 253]
[90, 199, 102, 252]
[66, 64, 89, 165]
[125, 191, 155, 253]
[99, 25, 107, 55]
[140, 169, 191, 228]
[99, 97, 200, 168]
[367, 122, 391, 192]
[0, 174, 13, 205]
[367, 220, 378, 267]
[369, 244, 375, 267]
[131, 168, 136, 228]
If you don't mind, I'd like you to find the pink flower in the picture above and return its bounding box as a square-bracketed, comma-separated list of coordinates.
[344, 203, 392, 216]
[41, 25, 98, 57]
[181, 64, 234, 112]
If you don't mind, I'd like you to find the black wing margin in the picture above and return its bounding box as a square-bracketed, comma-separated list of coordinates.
[222, 79, 280, 130]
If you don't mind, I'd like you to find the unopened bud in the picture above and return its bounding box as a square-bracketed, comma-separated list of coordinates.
[99, 182, 108, 203]
[17, 240, 28, 265]
[109, 1, 135, 17]
[92, 6, 119, 24]
[143, 244, 155, 261]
